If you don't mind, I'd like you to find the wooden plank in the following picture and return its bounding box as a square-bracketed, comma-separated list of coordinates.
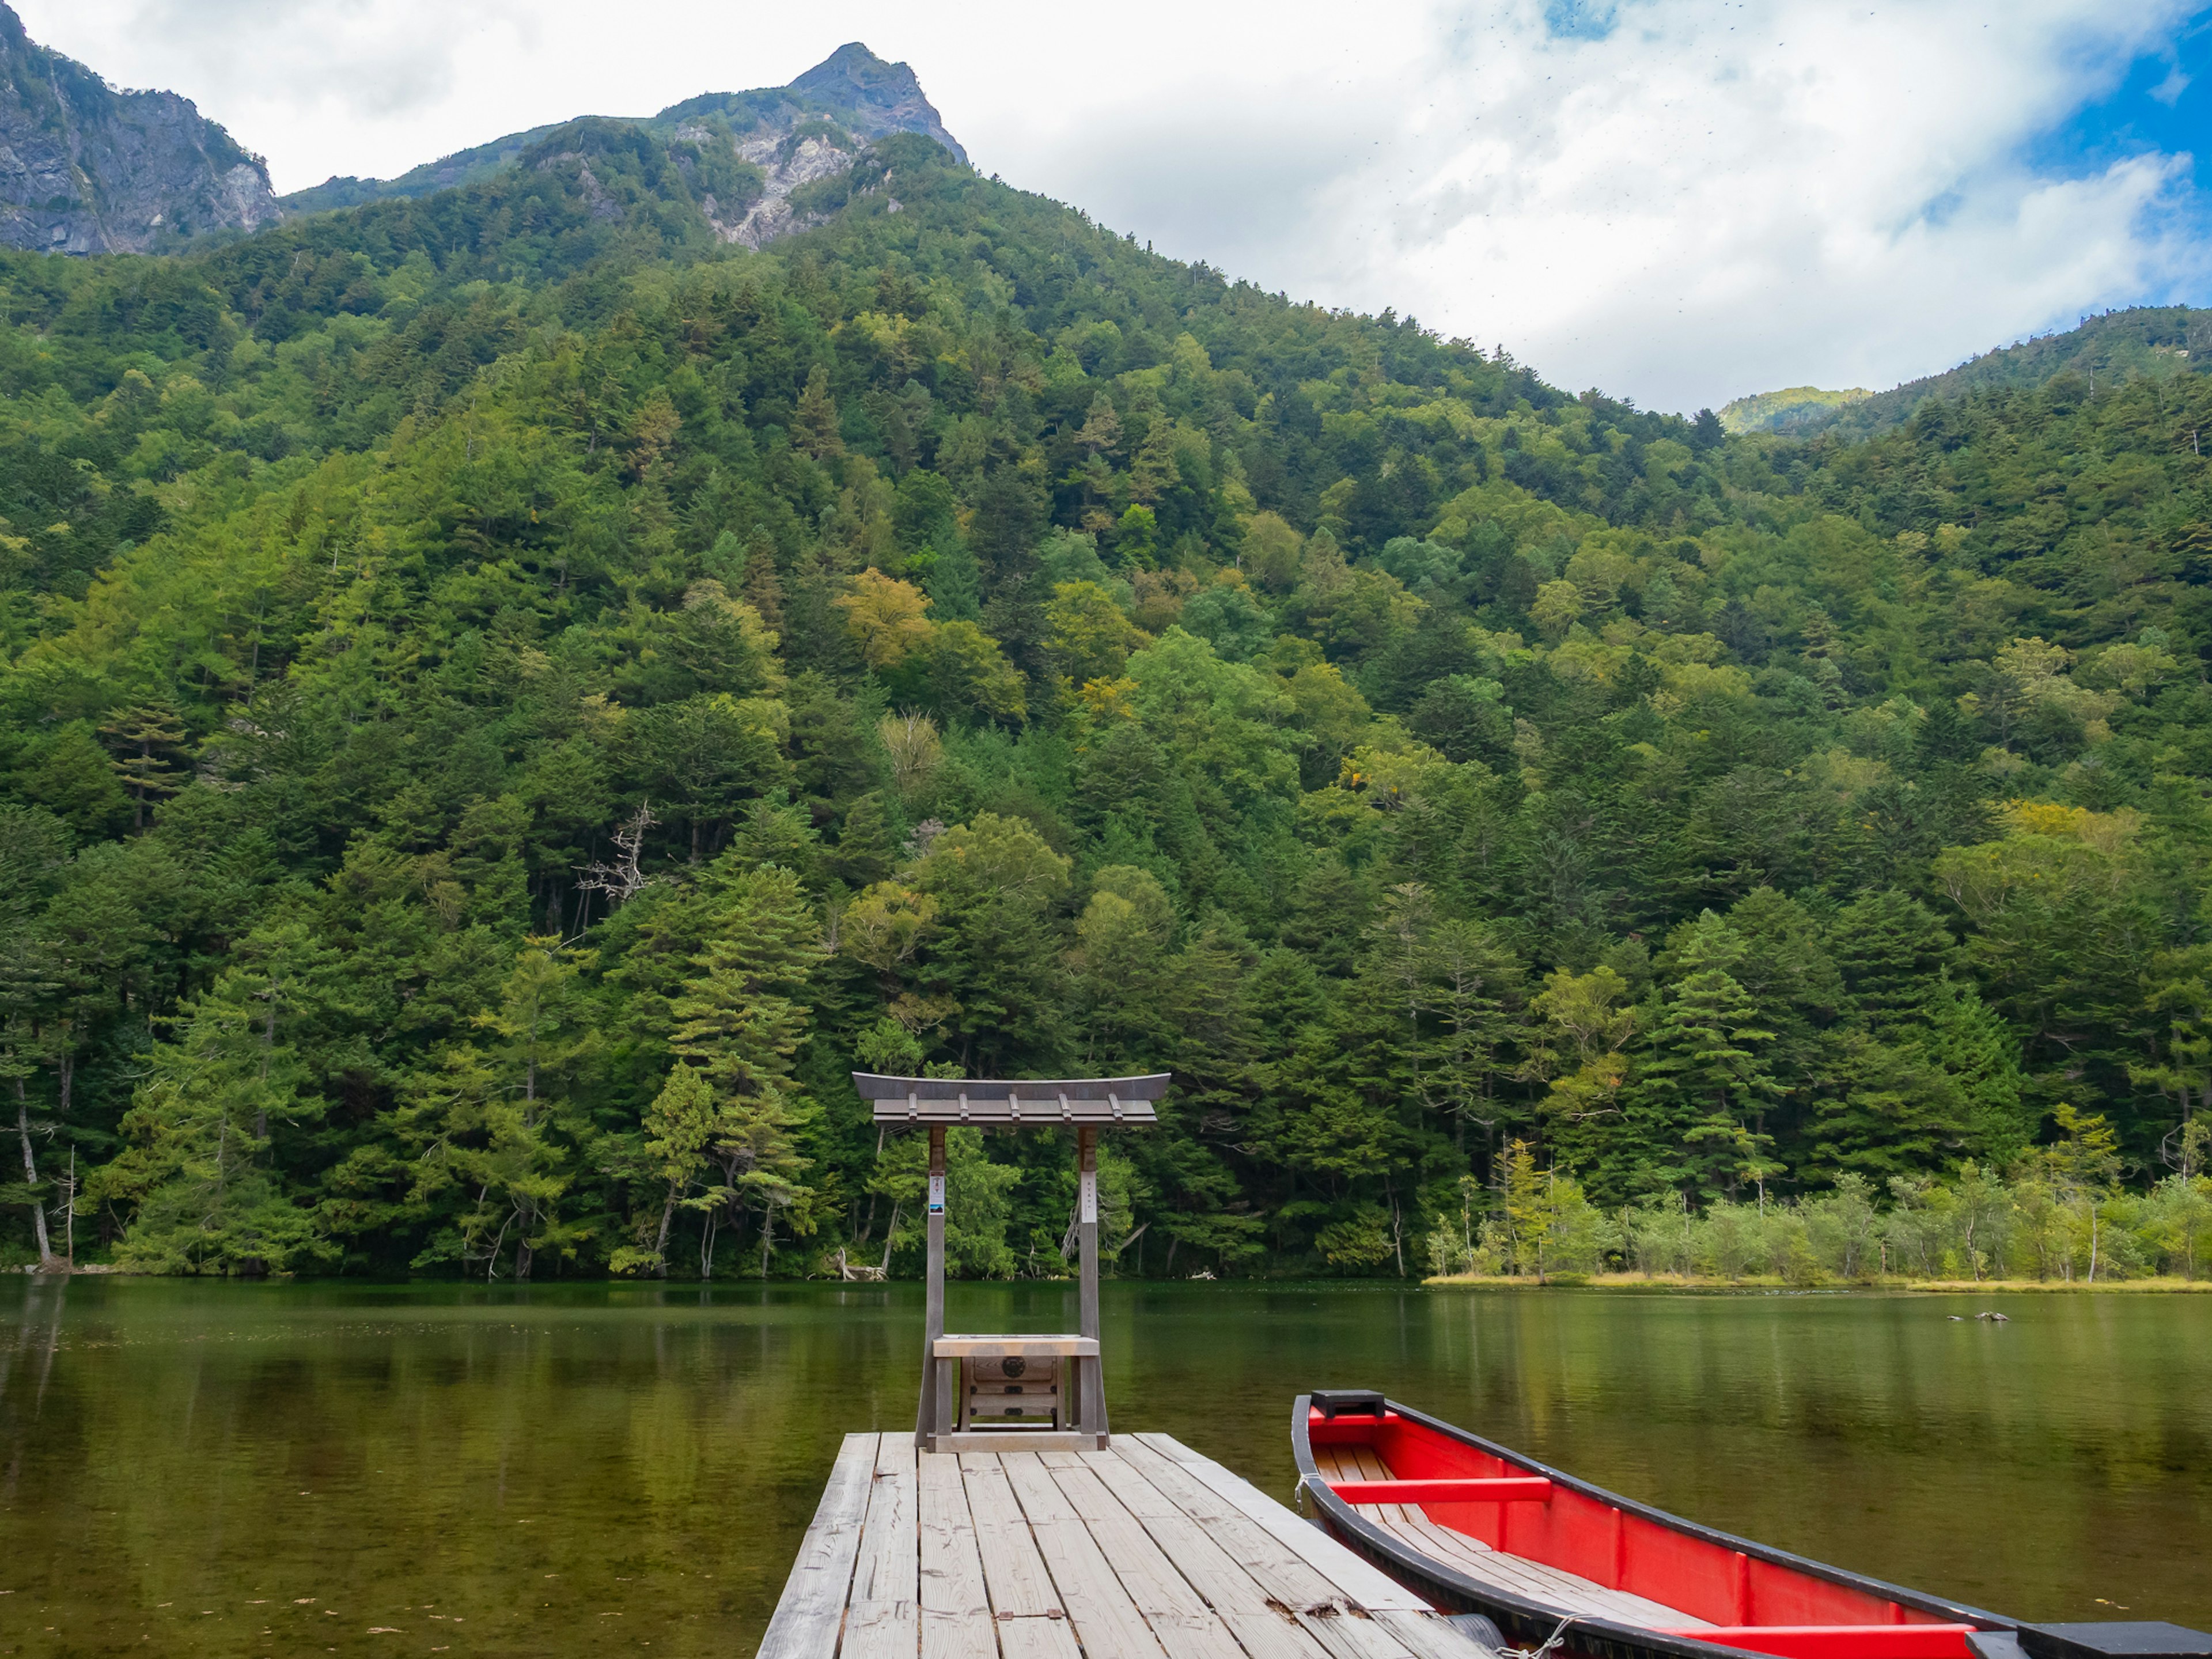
[1335, 1444, 1426, 1544]
[758, 1432, 881, 1659]
[869, 1099, 1162, 1124]
[1105, 1440, 1416, 1659]
[853, 1437, 921, 1602]
[1369, 1514, 1556, 1597]
[1374, 1611, 1503, 1659]
[934, 1335, 1100, 1358]
[846, 1435, 922, 1659]
[1001, 1451, 1172, 1659]
[1374, 1513, 1505, 1574]
[1089, 1448, 1467, 1659]
[960, 1452, 1080, 1659]
[852, 1073, 1172, 1122]
[997, 1623, 1083, 1659]
[933, 1431, 1102, 1455]
[1310, 1448, 1365, 1484]
[918, 1452, 996, 1659]
[1075, 1126, 1107, 1438]
[923, 1127, 948, 1442]
[961, 1453, 1065, 1618]
[1040, 1459, 1249, 1659]
[845, 1598, 919, 1658]
[853, 1072, 1173, 1101]
[1110, 1439, 1364, 1607]
[1140, 1434, 1437, 1615]
[1142, 1434, 1211, 1464]
[1370, 1508, 1702, 1628]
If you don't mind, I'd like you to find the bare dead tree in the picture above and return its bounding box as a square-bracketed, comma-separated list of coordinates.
[574, 802, 658, 933]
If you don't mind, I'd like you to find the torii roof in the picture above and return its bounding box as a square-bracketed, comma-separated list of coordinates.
[851, 1073, 1171, 1126]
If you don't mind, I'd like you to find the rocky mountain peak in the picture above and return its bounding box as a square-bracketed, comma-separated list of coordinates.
[282, 39, 969, 247]
[788, 43, 968, 165]
[0, 1, 280, 253]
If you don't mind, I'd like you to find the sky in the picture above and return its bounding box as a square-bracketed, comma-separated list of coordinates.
[17, 0, 2212, 414]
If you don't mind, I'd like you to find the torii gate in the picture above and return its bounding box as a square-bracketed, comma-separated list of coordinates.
[850, 1071, 1172, 1453]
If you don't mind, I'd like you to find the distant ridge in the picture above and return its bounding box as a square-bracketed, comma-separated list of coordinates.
[1724, 306, 2212, 440]
[1718, 385, 1871, 436]
[282, 43, 967, 222]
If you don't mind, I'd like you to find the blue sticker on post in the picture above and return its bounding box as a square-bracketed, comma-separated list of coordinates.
[928, 1173, 945, 1215]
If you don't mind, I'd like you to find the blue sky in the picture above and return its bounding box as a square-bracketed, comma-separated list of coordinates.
[20, 0, 2212, 412]
[2037, 13, 2212, 184]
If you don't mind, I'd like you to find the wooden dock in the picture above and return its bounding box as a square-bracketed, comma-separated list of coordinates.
[758, 1429, 1497, 1659]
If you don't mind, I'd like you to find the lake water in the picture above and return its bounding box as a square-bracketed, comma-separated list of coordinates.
[2, 1280, 2207, 1657]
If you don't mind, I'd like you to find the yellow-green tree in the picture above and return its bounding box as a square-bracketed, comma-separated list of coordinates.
[665, 867, 826, 1275]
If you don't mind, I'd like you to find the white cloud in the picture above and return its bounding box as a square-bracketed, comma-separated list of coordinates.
[15, 0, 2207, 410]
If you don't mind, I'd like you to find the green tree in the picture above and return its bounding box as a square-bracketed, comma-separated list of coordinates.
[1626, 912, 1782, 1203]
[668, 866, 826, 1274]
[1415, 917, 1522, 1158]
[99, 700, 189, 831]
[95, 963, 331, 1275]
[615, 1063, 720, 1277]
[907, 814, 1072, 1071]
[464, 935, 598, 1277]
[1071, 866, 1176, 1065]
[1524, 964, 1637, 1175]
[2037, 1103, 2124, 1281]
[631, 693, 792, 862]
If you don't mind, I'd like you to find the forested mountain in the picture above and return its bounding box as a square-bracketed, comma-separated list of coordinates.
[1728, 306, 2212, 440]
[3, 100, 2211, 1281]
[281, 40, 966, 225]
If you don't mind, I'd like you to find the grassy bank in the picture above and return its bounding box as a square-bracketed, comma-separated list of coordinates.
[1423, 1272, 2212, 1291]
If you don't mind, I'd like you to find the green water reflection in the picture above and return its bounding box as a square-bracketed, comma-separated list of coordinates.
[2, 1281, 2206, 1657]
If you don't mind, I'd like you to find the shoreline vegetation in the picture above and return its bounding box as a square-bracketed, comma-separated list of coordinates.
[14, 1258, 2205, 1292]
[1425, 1272, 2212, 1292]
[1419, 1137, 2211, 1289]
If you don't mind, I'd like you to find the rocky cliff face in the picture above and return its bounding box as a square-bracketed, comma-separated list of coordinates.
[713, 128, 865, 248]
[0, 2, 279, 253]
[285, 41, 967, 247]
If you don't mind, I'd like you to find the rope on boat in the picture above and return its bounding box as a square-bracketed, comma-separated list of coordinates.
[1501, 1613, 1583, 1659]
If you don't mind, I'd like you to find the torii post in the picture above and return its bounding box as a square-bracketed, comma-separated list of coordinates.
[850, 1072, 1171, 1452]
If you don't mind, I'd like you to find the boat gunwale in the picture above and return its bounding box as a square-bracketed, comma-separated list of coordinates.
[1290, 1391, 2013, 1659]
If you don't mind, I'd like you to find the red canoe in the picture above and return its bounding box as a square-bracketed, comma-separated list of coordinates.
[1293, 1391, 2210, 1659]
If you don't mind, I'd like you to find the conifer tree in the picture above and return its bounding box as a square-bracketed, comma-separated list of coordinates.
[1075, 394, 1123, 459]
[741, 533, 787, 631]
[94, 961, 329, 1275]
[793, 365, 845, 461]
[923, 540, 983, 621]
[1127, 420, 1179, 507]
[1629, 912, 1782, 1201]
[99, 700, 187, 831]
[464, 936, 597, 1277]
[666, 866, 825, 1275]
[1831, 889, 1954, 1028]
[616, 1062, 719, 1277]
